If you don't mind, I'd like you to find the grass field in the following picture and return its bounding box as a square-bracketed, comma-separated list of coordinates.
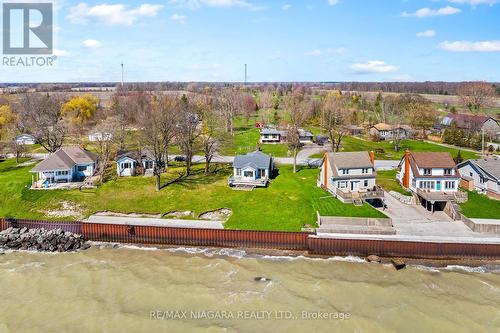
[376, 170, 412, 196]
[459, 190, 500, 219]
[0, 159, 384, 231]
[339, 136, 479, 160]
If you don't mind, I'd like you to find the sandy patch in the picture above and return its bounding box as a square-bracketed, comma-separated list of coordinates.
[163, 210, 194, 219]
[44, 201, 84, 219]
[199, 208, 232, 221]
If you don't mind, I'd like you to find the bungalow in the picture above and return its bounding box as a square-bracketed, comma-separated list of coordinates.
[298, 129, 314, 144]
[318, 151, 383, 204]
[88, 132, 113, 142]
[440, 113, 499, 138]
[259, 128, 283, 144]
[228, 150, 273, 187]
[115, 150, 156, 177]
[30, 146, 98, 188]
[397, 150, 466, 211]
[457, 157, 500, 200]
[14, 134, 36, 145]
[368, 123, 412, 140]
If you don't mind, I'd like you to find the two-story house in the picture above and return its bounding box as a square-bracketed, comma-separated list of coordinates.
[318, 151, 383, 204]
[397, 149, 466, 211]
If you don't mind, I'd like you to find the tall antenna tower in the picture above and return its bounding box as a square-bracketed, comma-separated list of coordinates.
[244, 64, 247, 84]
[120, 62, 124, 86]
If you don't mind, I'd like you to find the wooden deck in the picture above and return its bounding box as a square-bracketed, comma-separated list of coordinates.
[228, 176, 269, 187]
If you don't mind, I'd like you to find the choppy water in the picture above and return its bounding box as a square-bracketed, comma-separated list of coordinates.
[0, 246, 499, 333]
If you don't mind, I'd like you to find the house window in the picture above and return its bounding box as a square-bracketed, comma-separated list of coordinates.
[364, 180, 368, 187]
[341, 169, 349, 175]
[243, 170, 253, 177]
[444, 168, 452, 175]
[144, 161, 153, 169]
[122, 162, 131, 169]
[423, 168, 432, 175]
[258, 169, 266, 177]
[445, 181, 455, 189]
[469, 172, 473, 177]
[77, 165, 88, 172]
[412, 179, 416, 187]
[338, 181, 347, 189]
[56, 170, 69, 176]
[419, 181, 435, 190]
[236, 168, 241, 176]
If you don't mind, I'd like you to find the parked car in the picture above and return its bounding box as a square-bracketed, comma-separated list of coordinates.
[174, 156, 186, 162]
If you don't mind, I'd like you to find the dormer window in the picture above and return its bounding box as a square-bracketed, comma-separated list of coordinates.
[362, 168, 370, 174]
[423, 168, 432, 175]
[341, 169, 349, 175]
[444, 168, 452, 175]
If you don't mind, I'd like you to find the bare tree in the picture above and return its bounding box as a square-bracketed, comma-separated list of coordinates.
[176, 95, 201, 176]
[17, 93, 66, 152]
[138, 93, 179, 191]
[215, 88, 241, 136]
[402, 94, 436, 139]
[457, 82, 495, 113]
[321, 93, 349, 152]
[198, 98, 227, 175]
[285, 91, 313, 173]
[91, 120, 120, 184]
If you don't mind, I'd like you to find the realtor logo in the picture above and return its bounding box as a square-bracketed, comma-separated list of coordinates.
[2, 2, 53, 54]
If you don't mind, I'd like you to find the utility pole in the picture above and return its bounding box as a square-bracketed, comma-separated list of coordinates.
[121, 62, 124, 87]
[244, 64, 247, 85]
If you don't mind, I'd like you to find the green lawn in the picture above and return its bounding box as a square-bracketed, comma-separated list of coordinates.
[339, 136, 479, 160]
[376, 170, 412, 196]
[0, 159, 384, 231]
[459, 190, 500, 219]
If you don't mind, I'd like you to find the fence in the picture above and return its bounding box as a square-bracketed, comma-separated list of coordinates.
[1, 218, 500, 259]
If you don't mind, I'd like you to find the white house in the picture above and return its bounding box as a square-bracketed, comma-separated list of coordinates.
[368, 123, 411, 140]
[228, 150, 273, 187]
[259, 128, 283, 144]
[318, 151, 383, 204]
[88, 132, 113, 142]
[30, 146, 98, 188]
[298, 129, 314, 144]
[397, 150, 465, 211]
[457, 157, 500, 200]
[115, 150, 156, 177]
[14, 134, 36, 145]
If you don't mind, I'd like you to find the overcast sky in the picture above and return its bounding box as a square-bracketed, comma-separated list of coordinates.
[1, 0, 499, 82]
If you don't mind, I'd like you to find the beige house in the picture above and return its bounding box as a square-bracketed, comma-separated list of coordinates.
[318, 151, 383, 205]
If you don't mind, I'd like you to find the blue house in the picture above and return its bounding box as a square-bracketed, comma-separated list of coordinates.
[116, 150, 156, 177]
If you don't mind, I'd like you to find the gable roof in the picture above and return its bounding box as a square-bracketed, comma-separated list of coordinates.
[260, 128, 281, 135]
[460, 157, 500, 181]
[233, 150, 272, 170]
[370, 123, 412, 131]
[327, 151, 373, 169]
[411, 152, 456, 168]
[115, 150, 155, 162]
[299, 129, 313, 137]
[31, 146, 98, 172]
[441, 113, 497, 130]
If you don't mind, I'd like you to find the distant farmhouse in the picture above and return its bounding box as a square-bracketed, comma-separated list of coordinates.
[88, 132, 113, 142]
[115, 150, 156, 177]
[298, 129, 314, 144]
[440, 113, 499, 138]
[397, 150, 466, 211]
[259, 127, 283, 144]
[318, 151, 384, 205]
[31, 146, 99, 188]
[368, 123, 412, 141]
[458, 157, 500, 200]
[228, 150, 273, 188]
[14, 134, 36, 145]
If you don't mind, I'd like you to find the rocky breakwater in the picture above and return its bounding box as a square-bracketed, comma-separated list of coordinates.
[0, 227, 90, 252]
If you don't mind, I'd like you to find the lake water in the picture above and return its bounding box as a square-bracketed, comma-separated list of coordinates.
[0, 246, 499, 333]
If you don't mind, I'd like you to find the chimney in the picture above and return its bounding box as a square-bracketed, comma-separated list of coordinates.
[369, 150, 375, 165]
[403, 149, 410, 188]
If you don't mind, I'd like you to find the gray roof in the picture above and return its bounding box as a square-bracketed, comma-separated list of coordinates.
[116, 150, 155, 162]
[31, 146, 98, 172]
[260, 128, 281, 135]
[299, 129, 313, 137]
[474, 157, 500, 180]
[326, 151, 373, 169]
[233, 151, 272, 170]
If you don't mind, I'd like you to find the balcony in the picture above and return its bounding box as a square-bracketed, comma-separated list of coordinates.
[416, 189, 468, 203]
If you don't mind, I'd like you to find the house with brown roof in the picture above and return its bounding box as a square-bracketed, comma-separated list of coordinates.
[318, 151, 384, 204]
[440, 113, 499, 137]
[368, 123, 412, 140]
[30, 146, 99, 188]
[397, 150, 466, 211]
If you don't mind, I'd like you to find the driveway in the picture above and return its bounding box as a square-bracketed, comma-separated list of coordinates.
[379, 191, 483, 238]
